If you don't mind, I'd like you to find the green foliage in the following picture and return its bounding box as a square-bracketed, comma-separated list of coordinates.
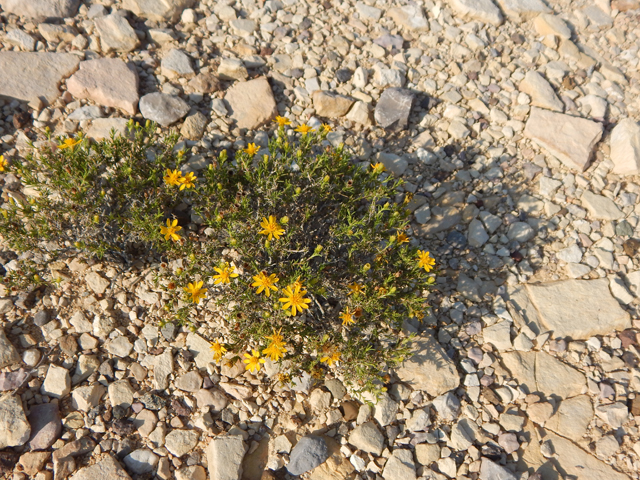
[0, 120, 436, 395]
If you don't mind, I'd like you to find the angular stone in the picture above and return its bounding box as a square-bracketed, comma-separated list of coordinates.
[535, 351, 586, 399]
[86, 118, 129, 141]
[108, 379, 135, 409]
[382, 448, 416, 480]
[448, 0, 504, 26]
[218, 58, 248, 80]
[287, 435, 329, 475]
[7, 29, 36, 51]
[176, 371, 203, 393]
[610, 119, 640, 175]
[230, 19, 256, 36]
[69, 454, 131, 480]
[395, 334, 460, 397]
[206, 435, 246, 480]
[139, 93, 189, 127]
[312, 91, 354, 118]
[85, 271, 109, 295]
[373, 393, 399, 427]
[161, 49, 195, 79]
[0, 368, 28, 390]
[67, 59, 139, 115]
[42, 364, 71, 399]
[356, 2, 382, 20]
[387, 5, 428, 31]
[519, 71, 564, 112]
[533, 14, 571, 39]
[0, 328, 19, 368]
[0, 52, 79, 105]
[526, 279, 630, 339]
[107, 336, 133, 358]
[348, 422, 385, 456]
[581, 191, 624, 221]
[468, 219, 489, 247]
[121, 0, 196, 22]
[71, 384, 106, 412]
[187, 73, 221, 94]
[524, 107, 603, 172]
[433, 392, 461, 421]
[0, 394, 30, 449]
[181, 112, 208, 141]
[94, 14, 139, 53]
[376, 152, 408, 176]
[480, 458, 516, 480]
[38, 23, 77, 43]
[545, 395, 593, 441]
[0, 0, 80, 21]
[483, 321, 512, 350]
[165, 429, 199, 457]
[346, 101, 372, 126]
[374, 88, 414, 129]
[194, 389, 228, 411]
[224, 77, 277, 130]
[495, 0, 550, 21]
[18, 451, 50, 476]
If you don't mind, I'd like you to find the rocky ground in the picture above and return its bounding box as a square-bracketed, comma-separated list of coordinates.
[1, 0, 640, 479]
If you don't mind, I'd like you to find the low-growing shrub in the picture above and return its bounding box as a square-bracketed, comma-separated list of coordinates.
[0, 119, 436, 395]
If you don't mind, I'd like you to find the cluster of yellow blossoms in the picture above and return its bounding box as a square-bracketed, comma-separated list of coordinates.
[164, 169, 196, 191]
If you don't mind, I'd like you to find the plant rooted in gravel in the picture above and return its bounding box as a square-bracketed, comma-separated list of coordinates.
[0, 120, 436, 395]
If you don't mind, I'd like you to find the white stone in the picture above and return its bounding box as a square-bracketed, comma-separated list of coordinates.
[41, 364, 71, 399]
[524, 107, 604, 172]
[495, 0, 550, 21]
[610, 119, 640, 175]
[447, 0, 504, 26]
[519, 71, 564, 112]
[206, 435, 246, 480]
[468, 219, 489, 247]
[581, 191, 624, 221]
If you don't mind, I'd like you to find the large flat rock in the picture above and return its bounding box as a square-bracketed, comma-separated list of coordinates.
[121, 0, 196, 22]
[495, 0, 551, 21]
[66, 59, 139, 115]
[545, 431, 631, 480]
[69, 454, 131, 480]
[224, 76, 277, 130]
[0, 0, 80, 21]
[524, 107, 604, 172]
[0, 52, 79, 105]
[525, 279, 630, 339]
[395, 334, 460, 397]
[447, 0, 504, 26]
[610, 119, 640, 175]
[500, 351, 586, 399]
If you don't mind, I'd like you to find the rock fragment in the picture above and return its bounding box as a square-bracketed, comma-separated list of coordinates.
[206, 435, 246, 480]
[224, 77, 277, 130]
[0, 52, 79, 105]
[374, 88, 414, 129]
[519, 71, 564, 112]
[94, 14, 139, 53]
[0, 394, 31, 449]
[121, 0, 196, 22]
[0, 0, 80, 21]
[139, 93, 189, 127]
[610, 119, 640, 175]
[0, 329, 19, 368]
[286, 435, 329, 475]
[524, 107, 604, 172]
[447, 0, 504, 26]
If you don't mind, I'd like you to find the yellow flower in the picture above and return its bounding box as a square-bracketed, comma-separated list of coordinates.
[339, 307, 355, 326]
[210, 340, 227, 361]
[160, 218, 182, 242]
[0, 155, 7, 172]
[244, 143, 260, 156]
[295, 124, 314, 135]
[243, 349, 265, 373]
[184, 280, 206, 304]
[322, 124, 332, 132]
[263, 342, 286, 362]
[212, 265, 238, 285]
[371, 162, 386, 174]
[417, 250, 436, 272]
[265, 327, 285, 347]
[251, 271, 279, 297]
[348, 283, 365, 296]
[321, 351, 341, 366]
[279, 283, 311, 316]
[164, 168, 182, 186]
[179, 171, 196, 190]
[58, 137, 81, 150]
[258, 215, 285, 241]
[274, 116, 291, 127]
[397, 232, 409, 244]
